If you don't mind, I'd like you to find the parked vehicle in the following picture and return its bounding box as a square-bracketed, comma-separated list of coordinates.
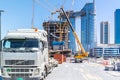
[0, 29, 51, 80]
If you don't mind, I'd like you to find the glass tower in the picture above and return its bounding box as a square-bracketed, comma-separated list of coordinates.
[100, 21, 110, 44]
[61, 1, 96, 53]
[68, 17, 76, 53]
[115, 9, 120, 44]
[81, 2, 96, 51]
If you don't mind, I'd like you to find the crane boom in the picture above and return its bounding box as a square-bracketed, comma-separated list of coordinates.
[60, 7, 85, 53]
[60, 7, 88, 63]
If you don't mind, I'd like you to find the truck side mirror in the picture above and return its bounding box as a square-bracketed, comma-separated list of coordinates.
[43, 41, 48, 48]
[0, 40, 2, 51]
[0, 40, 3, 51]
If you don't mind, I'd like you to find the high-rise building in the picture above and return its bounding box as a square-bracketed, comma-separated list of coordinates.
[100, 21, 110, 44]
[81, 2, 96, 51]
[115, 9, 120, 44]
[61, 0, 96, 53]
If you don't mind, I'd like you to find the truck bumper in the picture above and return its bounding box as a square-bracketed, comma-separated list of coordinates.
[2, 77, 41, 80]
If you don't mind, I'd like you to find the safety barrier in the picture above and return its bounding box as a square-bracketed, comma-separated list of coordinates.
[103, 60, 109, 66]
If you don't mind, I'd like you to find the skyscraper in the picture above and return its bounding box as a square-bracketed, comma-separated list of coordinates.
[100, 21, 110, 44]
[81, 2, 96, 51]
[115, 9, 120, 44]
[61, 0, 96, 53]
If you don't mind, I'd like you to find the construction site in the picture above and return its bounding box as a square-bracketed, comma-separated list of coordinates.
[1, 0, 120, 80]
[43, 21, 72, 57]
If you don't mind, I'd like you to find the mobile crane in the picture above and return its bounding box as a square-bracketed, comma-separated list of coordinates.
[60, 7, 88, 63]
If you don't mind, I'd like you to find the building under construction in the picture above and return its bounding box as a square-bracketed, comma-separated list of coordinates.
[43, 20, 72, 57]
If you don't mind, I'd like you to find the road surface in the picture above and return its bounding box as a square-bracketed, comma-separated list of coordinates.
[45, 62, 120, 80]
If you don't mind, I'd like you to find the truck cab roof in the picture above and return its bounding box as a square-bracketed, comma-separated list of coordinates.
[4, 29, 47, 41]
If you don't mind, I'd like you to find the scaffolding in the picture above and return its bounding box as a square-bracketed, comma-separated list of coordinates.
[43, 21, 72, 57]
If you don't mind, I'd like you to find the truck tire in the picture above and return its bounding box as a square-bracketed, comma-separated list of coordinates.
[40, 67, 47, 80]
[74, 59, 78, 63]
[42, 66, 48, 80]
[45, 66, 48, 77]
[80, 60, 83, 63]
[40, 78, 44, 80]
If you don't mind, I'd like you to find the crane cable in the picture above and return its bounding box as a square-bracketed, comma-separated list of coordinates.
[34, 0, 75, 15]
[31, 0, 35, 29]
[43, 0, 60, 20]
[61, 0, 67, 7]
[72, 0, 75, 6]
[34, 0, 76, 22]
[35, 0, 52, 12]
[31, 0, 53, 29]
[63, 0, 75, 18]
[44, 0, 56, 10]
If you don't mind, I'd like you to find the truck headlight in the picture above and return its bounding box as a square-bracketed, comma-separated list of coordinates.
[1, 68, 6, 76]
[1, 68, 3, 73]
[34, 68, 39, 75]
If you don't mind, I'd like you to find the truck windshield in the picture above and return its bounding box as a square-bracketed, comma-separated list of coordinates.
[3, 39, 39, 52]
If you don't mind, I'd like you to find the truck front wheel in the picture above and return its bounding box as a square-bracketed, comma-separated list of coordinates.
[44, 66, 48, 77]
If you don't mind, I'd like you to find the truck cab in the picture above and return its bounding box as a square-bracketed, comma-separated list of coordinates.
[0, 29, 50, 80]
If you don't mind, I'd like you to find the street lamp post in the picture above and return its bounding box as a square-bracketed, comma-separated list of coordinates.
[0, 10, 4, 51]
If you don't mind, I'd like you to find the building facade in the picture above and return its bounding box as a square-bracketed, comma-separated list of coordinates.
[43, 21, 72, 56]
[61, 1, 96, 53]
[68, 16, 76, 53]
[81, 2, 96, 51]
[90, 44, 120, 58]
[100, 21, 110, 44]
[115, 9, 120, 44]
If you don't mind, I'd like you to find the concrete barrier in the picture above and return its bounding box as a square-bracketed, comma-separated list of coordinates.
[103, 60, 109, 66]
[117, 63, 120, 71]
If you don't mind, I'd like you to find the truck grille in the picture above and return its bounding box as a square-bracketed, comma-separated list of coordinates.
[5, 60, 34, 65]
[9, 74, 31, 78]
[11, 69, 29, 72]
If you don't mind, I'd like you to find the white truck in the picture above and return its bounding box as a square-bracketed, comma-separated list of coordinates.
[0, 29, 51, 80]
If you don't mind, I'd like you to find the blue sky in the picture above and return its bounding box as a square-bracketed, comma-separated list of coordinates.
[0, 0, 120, 44]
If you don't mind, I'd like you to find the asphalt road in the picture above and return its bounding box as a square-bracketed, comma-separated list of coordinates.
[45, 62, 120, 80]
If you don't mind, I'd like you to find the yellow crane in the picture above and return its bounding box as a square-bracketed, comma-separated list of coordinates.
[60, 7, 88, 63]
